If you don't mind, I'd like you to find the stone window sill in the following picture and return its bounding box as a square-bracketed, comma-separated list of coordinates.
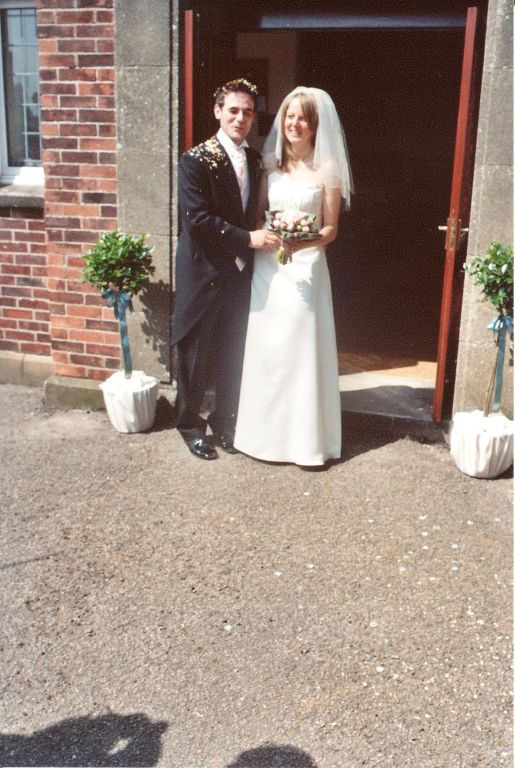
[0, 183, 44, 209]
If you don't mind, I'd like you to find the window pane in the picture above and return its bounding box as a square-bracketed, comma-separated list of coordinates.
[2, 8, 42, 168]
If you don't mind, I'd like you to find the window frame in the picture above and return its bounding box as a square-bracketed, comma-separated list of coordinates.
[0, 0, 43, 186]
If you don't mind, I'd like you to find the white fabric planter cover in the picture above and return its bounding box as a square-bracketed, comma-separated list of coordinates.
[100, 370, 159, 433]
[450, 410, 514, 479]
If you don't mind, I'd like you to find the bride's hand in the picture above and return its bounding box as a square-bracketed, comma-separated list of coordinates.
[249, 230, 282, 251]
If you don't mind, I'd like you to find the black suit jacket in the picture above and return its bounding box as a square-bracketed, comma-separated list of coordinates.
[171, 136, 262, 345]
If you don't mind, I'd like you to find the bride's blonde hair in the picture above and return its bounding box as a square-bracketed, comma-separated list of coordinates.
[280, 92, 319, 171]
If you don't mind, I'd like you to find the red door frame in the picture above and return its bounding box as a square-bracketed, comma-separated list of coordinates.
[433, 6, 483, 422]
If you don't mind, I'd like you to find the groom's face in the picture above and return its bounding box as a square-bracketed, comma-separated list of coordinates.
[214, 91, 255, 146]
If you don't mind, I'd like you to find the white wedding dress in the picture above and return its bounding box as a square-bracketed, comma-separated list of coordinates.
[234, 171, 342, 465]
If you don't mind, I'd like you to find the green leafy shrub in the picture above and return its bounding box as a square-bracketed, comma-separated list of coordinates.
[465, 241, 513, 316]
[82, 230, 155, 295]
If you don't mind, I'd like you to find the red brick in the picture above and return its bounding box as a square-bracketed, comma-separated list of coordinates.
[98, 125, 116, 138]
[96, 39, 114, 54]
[67, 305, 102, 319]
[80, 138, 116, 151]
[61, 151, 98, 164]
[41, 109, 78, 123]
[5, 330, 34, 341]
[46, 164, 80, 177]
[85, 318, 118, 333]
[20, 298, 50, 310]
[45, 190, 80, 203]
[17, 277, 45, 288]
[2, 266, 31, 277]
[0, 319, 17, 330]
[0, 243, 27, 254]
[39, 68, 58, 81]
[75, 24, 114, 38]
[78, 82, 113, 96]
[99, 152, 116, 164]
[39, 53, 76, 68]
[86, 343, 119, 356]
[96, 10, 114, 22]
[97, 68, 115, 83]
[82, 217, 117, 230]
[19, 321, 49, 332]
[2, 287, 32, 298]
[39, 25, 76, 40]
[40, 82, 77, 95]
[58, 68, 97, 82]
[41, 122, 60, 136]
[70, 353, 103, 366]
[78, 54, 113, 68]
[79, 165, 116, 179]
[54, 363, 88, 377]
[78, 0, 113, 6]
[4, 308, 32, 319]
[52, 315, 85, 329]
[23, 342, 51, 355]
[55, 10, 95, 24]
[50, 291, 85, 304]
[53, 339, 85, 352]
[0, 340, 20, 352]
[97, 96, 115, 109]
[78, 109, 115, 123]
[89, 366, 112, 378]
[60, 96, 97, 109]
[60, 123, 97, 137]
[37, 10, 56, 25]
[63, 230, 99, 244]
[17, 232, 46, 243]
[38, 39, 58, 53]
[58, 39, 96, 53]
[40, 95, 59, 109]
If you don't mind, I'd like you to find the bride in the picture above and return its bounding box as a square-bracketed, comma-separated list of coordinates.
[233, 87, 353, 466]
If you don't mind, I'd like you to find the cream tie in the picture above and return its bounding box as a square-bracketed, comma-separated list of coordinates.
[233, 148, 247, 272]
[233, 147, 246, 204]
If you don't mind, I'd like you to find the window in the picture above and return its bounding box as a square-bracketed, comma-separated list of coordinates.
[0, 0, 42, 185]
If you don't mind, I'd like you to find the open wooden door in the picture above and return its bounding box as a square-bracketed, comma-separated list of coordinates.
[433, 6, 484, 422]
[183, 9, 195, 152]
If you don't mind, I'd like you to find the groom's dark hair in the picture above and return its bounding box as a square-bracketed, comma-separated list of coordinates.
[213, 78, 259, 110]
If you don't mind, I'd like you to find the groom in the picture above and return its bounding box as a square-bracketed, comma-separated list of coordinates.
[172, 78, 280, 460]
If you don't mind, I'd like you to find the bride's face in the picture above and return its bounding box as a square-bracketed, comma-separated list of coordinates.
[283, 97, 315, 152]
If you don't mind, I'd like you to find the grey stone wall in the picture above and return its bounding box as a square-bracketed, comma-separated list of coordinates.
[115, 0, 172, 381]
[454, 0, 513, 417]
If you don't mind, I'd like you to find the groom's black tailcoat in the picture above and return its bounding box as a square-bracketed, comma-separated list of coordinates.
[172, 135, 262, 437]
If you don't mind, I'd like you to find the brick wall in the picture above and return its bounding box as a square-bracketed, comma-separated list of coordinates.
[37, 0, 120, 381]
[0, 207, 50, 356]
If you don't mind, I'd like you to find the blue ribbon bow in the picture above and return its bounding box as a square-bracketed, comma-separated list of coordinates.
[487, 314, 513, 412]
[102, 288, 134, 378]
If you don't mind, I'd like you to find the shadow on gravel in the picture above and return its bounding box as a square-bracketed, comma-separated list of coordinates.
[226, 743, 318, 767]
[0, 712, 168, 767]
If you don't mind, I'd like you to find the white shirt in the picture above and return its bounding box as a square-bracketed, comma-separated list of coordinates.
[217, 128, 249, 209]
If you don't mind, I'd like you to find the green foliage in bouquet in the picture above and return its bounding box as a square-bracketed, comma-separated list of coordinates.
[82, 230, 155, 295]
[464, 241, 513, 316]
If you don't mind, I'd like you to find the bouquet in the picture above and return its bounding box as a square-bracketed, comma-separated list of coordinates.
[265, 210, 320, 264]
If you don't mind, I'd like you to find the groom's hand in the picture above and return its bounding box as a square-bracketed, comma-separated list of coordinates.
[249, 230, 282, 251]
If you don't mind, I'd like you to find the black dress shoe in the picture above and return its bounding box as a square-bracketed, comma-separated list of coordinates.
[187, 437, 218, 460]
[214, 433, 239, 454]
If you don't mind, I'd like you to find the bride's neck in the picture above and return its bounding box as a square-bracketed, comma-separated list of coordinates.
[289, 147, 314, 167]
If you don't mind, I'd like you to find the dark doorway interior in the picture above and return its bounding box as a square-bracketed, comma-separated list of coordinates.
[297, 28, 464, 365]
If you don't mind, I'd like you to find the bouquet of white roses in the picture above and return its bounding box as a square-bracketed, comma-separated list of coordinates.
[265, 210, 320, 264]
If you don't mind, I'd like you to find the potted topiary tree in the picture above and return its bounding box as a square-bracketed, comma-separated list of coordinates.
[82, 230, 159, 433]
[450, 241, 513, 478]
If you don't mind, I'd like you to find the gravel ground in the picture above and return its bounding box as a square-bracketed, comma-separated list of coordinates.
[0, 384, 512, 768]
